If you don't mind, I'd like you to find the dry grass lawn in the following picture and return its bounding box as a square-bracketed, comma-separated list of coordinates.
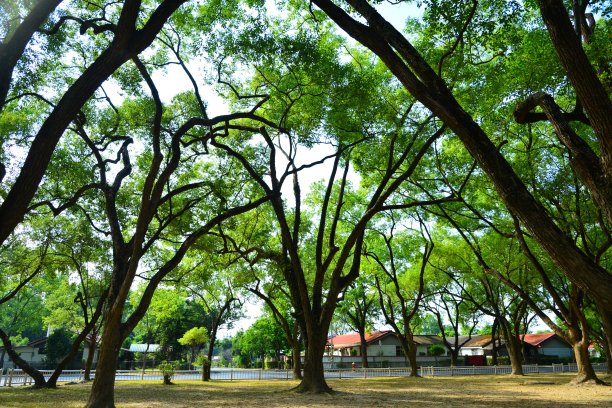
[0, 373, 610, 407]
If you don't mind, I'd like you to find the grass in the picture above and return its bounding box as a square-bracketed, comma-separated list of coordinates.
[0, 373, 610, 407]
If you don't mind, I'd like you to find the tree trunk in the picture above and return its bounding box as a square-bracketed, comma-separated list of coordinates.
[291, 341, 302, 380]
[505, 335, 524, 376]
[599, 309, 612, 375]
[85, 321, 123, 408]
[295, 329, 330, 393]
[450, 350, 458, 367]
[0, 328, 46, 388]
[398, 334, 419, 377]
[359, 334, 369, 368]
[84, 339, 96, 381]
[571, 341, 603, 384]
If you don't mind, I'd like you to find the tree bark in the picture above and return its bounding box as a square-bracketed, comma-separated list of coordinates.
[295, 327, 331, 393]
[599, 309, 612, 375]
[85, 318, 123, 408]
[84, 338, 96, 381]
[571, 341, 602, 384]
[536, 0, 612, 172]
[291, 340, 302, 380]
[358, 330, 369, 368]
[397, 333, 419, 377]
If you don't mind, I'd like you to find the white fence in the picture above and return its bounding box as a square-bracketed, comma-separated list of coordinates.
[0, 363, 608, 387]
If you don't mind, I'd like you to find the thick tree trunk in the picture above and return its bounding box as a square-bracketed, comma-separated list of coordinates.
[291, 341, 302, 380]
[398, 335, 419, 377]
[450, 350, 458, 367]
[505, 336, 524, 376]
[571, 341, 603, 384]
[295, 329, 330, 393]
[84, 339, 96, 381]
[85, 321, 123, 408]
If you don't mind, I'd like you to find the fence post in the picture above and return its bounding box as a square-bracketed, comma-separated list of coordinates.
[258, 368, 262, 380]
[472, 365, 475, 375]
[536, 363, 539, 374]
[363, 367, 366, 379]
[494, 365, 497, 375]
[388, 367, 391, 377]
[230, 367, 233, 381]
[8, 368, 14, 387]
[0, 368, 3, 386]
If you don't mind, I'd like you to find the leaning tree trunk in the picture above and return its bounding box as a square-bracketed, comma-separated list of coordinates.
[0, 328, 46, 388]
[571, 341, 603, 384]
[86, 319, 124, 408]
[295, 327, 330, 393]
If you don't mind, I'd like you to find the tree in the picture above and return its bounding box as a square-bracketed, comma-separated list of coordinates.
[178, 327, 209, 370]
[309, 0, 612, 317]
[0, 0, 189, 247]
[336, 275, 379, 368]
[365, 215, 432, 376]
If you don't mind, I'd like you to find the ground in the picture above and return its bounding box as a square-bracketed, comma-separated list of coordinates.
[0, 374, 610, 407]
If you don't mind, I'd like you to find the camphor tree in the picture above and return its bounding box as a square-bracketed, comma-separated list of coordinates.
[308, 0, 612, 319]
[204, 13, 458, 389]
[0, 0, 190, 246]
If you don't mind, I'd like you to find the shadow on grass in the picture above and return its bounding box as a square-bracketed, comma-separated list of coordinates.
[1, 374, 610, 408]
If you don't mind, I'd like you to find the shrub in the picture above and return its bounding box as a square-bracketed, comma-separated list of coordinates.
[158, 360, 178, 385]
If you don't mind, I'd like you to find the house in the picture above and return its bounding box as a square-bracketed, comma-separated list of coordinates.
[458, 333, 573, 362]
[325, 330, 449, 368]
[0, 337, 47, 369]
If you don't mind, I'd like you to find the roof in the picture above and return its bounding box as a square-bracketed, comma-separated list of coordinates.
[459, 333, 567, 350]
[462, 335, 496, 348]
[128, 344, 160, 353]
[0, 337, 47, 352]
[520, 333, 557, 347]
[413, 335, 444, 345]
[328, 331, 393, 348]
[329, 332, 446, 348]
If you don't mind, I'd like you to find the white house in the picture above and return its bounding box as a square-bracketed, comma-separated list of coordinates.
[0, 337, 47, 369]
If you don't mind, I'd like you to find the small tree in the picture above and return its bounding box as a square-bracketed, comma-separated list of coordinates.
[428, 344, 446, 365]
[158, 361, 178, 385]
[178, 327, 209, 370]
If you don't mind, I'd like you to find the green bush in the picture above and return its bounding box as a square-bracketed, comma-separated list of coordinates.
[158, 360, 179, 385]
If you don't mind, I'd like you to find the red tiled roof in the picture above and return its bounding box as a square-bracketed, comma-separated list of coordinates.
[520, 333, 557, 347]
[328, 331, 393, 348]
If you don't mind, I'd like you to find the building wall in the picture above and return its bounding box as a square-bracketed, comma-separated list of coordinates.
[538, 338, 572, 357]
[0, 346, 45, 368]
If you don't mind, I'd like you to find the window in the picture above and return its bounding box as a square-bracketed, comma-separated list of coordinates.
[395, 346, 402, 356]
